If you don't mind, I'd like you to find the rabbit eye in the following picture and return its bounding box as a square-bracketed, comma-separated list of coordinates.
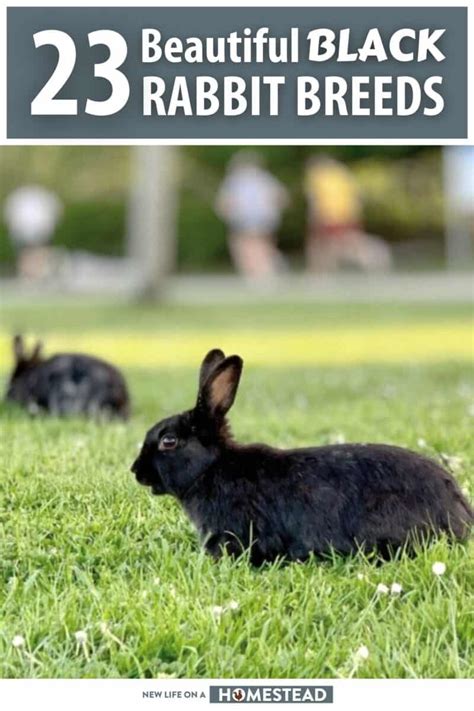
[159, 434, 178, 451]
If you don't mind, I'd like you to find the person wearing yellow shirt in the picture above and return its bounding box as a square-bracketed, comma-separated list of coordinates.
[304, 155, 392, 272]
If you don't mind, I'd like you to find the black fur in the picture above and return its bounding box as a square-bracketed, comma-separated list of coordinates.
[6, 335, 130, 419]
[132, 350, 472, 565]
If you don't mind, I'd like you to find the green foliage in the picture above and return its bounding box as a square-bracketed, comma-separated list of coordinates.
[0, 225, 15, 267]
[177, 192, 229, 270]
[54, 201, 125, 256]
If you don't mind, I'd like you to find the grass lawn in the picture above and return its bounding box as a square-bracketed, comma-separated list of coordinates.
[0, 298, 473, 679]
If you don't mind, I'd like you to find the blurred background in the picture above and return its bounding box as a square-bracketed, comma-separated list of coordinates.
[0, 145, 472, 377]
[0, 145, 473, 294]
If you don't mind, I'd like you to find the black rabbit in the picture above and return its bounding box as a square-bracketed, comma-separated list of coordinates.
[5, 335, 130, 419]
[132, 349, 472, 565]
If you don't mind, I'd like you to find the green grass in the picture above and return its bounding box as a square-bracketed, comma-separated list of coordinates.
[0, 299, 473, 679]
[2, 296, 473, 333]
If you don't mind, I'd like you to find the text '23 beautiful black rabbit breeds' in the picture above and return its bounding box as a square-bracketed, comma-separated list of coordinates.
[132, 349, 472, 565]
[6, 335, 130, 419]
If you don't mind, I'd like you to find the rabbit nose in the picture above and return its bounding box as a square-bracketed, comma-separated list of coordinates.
[131, 458, 144, 477]
[132, 459, 151, 485]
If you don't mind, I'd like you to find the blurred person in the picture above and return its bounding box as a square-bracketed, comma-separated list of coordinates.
[304, 155, 392, 272]
[3, 185, 63, 280]
[215, 151, 289, 279]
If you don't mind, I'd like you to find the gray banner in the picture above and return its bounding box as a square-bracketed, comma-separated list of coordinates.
[7, 6, 467, 139]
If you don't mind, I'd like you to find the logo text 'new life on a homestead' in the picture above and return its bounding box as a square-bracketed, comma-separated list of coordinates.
[209, 685, 334, 703]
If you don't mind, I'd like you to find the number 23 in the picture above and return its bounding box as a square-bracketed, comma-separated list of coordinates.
[31, 29, 130, 116]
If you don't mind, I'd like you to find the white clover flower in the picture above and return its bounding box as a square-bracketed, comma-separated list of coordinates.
[376, 583, 389, 594]
[355, 645, 369, 661]
[329, 432, 346, 444]
[211, 605, 225, 618]
[99, 622, 109, 634]
[12, 635, 25, 648]
[432, 562, 446, 576]
[417, 438, 427, 448]
[356, 573, 365, 581]
[227, 600, 240, 611]
[153, 577, 161, 586]
[74, 630, 87, 644]
[440, 454, 463, 472]
[390, 582, 403, 595]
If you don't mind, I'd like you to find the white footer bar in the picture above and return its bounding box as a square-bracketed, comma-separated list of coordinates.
[0, 679, 472, 711]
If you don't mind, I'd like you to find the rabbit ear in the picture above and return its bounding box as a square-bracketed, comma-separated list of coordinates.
[198, 355, 243, 418]
[199, 348, 226, 391]
[30, 340, 43, 362]
[13, 334, 25, 362]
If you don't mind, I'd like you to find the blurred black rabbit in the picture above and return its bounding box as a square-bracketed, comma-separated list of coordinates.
[6, 334, 130, 419]
[132, 349, 472, 565]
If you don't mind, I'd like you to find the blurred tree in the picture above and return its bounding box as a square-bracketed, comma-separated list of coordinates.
[128, 146, 178, 296]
